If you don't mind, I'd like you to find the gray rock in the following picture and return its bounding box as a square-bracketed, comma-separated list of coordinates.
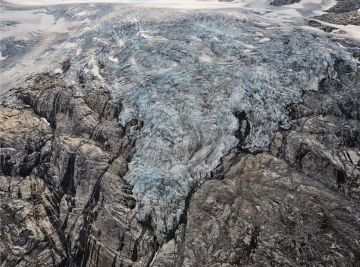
[270, 0, 301, 6]
[315, 0, 360, 26]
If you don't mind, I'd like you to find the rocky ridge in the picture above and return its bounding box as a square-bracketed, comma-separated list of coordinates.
[315, 0, 360, 26]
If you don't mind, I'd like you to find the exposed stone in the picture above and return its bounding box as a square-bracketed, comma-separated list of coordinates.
[270, 0, 301, 6]
[315, 0, 360, 26]
[0, 77, 154, 266]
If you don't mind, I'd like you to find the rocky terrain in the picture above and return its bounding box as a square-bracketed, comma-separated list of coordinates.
[1, 0, 360, 266]
[270, 0, 301, 6]
[315, 0, 360, 25]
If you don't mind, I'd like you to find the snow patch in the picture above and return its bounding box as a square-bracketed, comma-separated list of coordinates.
[199, 53, 212, 62]
[54, 68, 63, 74]
[0, 52, 8, 61]
[40, 117, 50, 125]
[88, 56, 103, 80]
[108, 55, 119, 63]
[259, 37, 271, 43]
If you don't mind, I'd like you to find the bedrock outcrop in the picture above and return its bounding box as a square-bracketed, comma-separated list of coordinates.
[315, 0, 360, 26]
[0, 75, 156, 266]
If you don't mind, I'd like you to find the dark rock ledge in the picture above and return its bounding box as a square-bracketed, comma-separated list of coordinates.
[315, 0, 360, 26]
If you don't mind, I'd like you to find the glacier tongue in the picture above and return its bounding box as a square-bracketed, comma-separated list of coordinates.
[74, 11, 343, 239]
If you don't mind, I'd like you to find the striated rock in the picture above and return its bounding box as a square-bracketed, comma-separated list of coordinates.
[175, 153, 360, 266]
[1, 76, 156, 266]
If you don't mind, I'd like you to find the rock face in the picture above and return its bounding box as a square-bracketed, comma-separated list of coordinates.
[1, 2, 360, 267]
[0, 75, 156, 266]
[315, 0, 360, 26]
[270, 0, 301, 6]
